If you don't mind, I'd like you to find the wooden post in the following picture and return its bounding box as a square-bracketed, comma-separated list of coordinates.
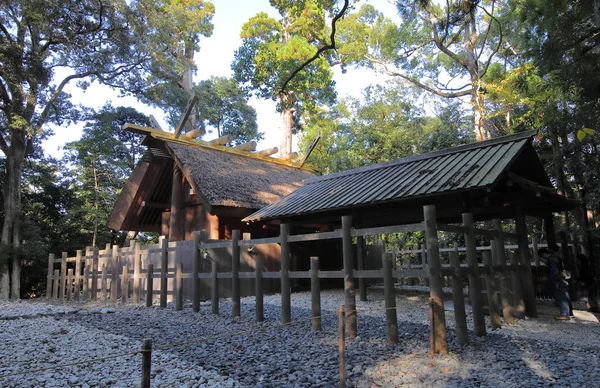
[66, 269, 73, 300]
[509, 250, 526, 319]
[450, 242, 468, 346]
[74, 250, 82, 301]
[231, 230, 241, 318]
[122, 264, 129, 304]
[211, 255, 219, 315]
[423, 205, 448, 354]
[59, 252, 67, 301]
[192, 232, 201, 313]
[462, 213, 486, 336]
[83, 260, 90, 300]
[311, 256, 321, 331]
[133, 242, 142, 304]
[100, 264, 108, 303]
[280, 223, 291, 324]
[141, 339, 152, 388]
[91, 248, 99, 300]
[255, 255, 264, 322]
[146, 264, 154, 307]
[515, 205, 538, 318]
[111, 245, 119, 305]
[160, 238, 168, 308]
[532, 236, 540, 267]
[421, 243, 429, 287]
[341, 215, 357, 339]
[492, 220, 517, 323]
[382, 253, 398, 345]
[53, 269, 60, 300]
[338, 305, 345, 388]
[483, 250, 501, 330]
[176, 263, 183, 311]
[169, 167, 183, 241]
[357, 236, 367, 301]
[46, 254, 54, 299]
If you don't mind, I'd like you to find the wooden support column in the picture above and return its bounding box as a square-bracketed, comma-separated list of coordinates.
[450, 242, 468, 346]
[423, 205, 448, 354]
[74, 250, 82, 300]
[110, 245, 119, 305]
[83, 260, 90, 300]
[168, 167, 183, 241]
[492, 220, 517, 322]
[160, 238, 168, 308]
[483, 250, 501, 330]
[176, 263, 183, 311]
[46, 254, 54, 299]
[133, 243, 141, 304]
[66, 269, 73, 300]
[91, 248, 99, 300]
[280, 223, 291, 324]
[211, 254, 219, 315]
[59, 252, 67, 301]
[382, 253, 398, 345]
[192, 232, 201, 313]
[462, 213, 486, 337]
[121, 264, 129, 304]
[311, 256, 321, 331]
[342, 215, 357, 339]
[100, 264, 108, 302]
[255, 255, 264, 322]
[53, 269, 60, 300]
[146, 264, 154, 307]
[231, 230, 241, 318]
[515, 203, 537, 317]
[357, 236, 367, 302]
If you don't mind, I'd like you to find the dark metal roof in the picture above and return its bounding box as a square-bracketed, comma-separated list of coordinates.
[243, 131, 544, 223]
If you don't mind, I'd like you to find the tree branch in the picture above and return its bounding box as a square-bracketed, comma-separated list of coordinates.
[278, 0, 349, 94]
[366, 55, 473, 98]
[476, 2, 503, 78]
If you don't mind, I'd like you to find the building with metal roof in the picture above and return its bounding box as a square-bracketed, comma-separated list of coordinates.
[244, 130, 577, 227]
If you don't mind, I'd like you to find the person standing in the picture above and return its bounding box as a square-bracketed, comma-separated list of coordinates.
[539, 247, 571, 320]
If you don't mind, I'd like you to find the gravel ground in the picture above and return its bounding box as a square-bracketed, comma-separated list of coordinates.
[1, 288, 599, 387]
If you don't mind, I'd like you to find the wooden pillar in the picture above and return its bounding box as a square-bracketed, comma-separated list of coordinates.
[421, 243, 429, 287]
[133, 242, 142, 304]
[311, 256, 321, 331]
[515, 204, 537, 317]
[357, 236, 367, 301]
[66, 269, 73, 300]
[91, 248, 99, 300]
[53, 269, 60, 300]
[280, 223, 291, 324]
[59, 252, 67, 301]
[492, 220, 517, 322]
[255, 255, 264, 322]
[74, 250, 82, 301]
[168, 167, 183, 241]
[83, 260, 90, 300]
[450, 242, 468, 346]
[462, 212, 486, 336]
[100, 264, 108, 302]
[423, 205, 448, 354]
[110, 245, 119, 305]
[382, 253, 398, 345]
[532, 236, 540, 267]
[160, 238, 168, 308]
[211, 255, 219, 315]
[146, 264, 154, 307]
[121, 264, 129, 304]
[176, 263, 183, 311]
[192, 232, 201, 313]
[342, 215, 357, 339]
[231, 230, 241, 318]
[46, 254, 54, 299]
[483, 250, 501, 330]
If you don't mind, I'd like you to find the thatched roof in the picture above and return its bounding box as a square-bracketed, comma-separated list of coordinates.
[167, 142, 312, 210]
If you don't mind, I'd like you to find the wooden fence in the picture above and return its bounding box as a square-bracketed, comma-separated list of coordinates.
[47, 206, 587, 354]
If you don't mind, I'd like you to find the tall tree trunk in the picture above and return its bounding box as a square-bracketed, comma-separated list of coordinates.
[278, 92, 296, 156]
[1, 134, 26, 299]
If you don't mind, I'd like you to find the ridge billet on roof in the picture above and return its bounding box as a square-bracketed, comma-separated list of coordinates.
[305, 130, 537, 184]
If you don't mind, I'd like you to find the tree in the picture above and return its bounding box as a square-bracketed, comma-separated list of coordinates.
[63, 105, 148, 247]
[0, 0, 214, 299]
[232, 0, 338, 155]
[299, 81, 427, 173]
[145, 76, 262, 145]
[338, 1, 505, 141]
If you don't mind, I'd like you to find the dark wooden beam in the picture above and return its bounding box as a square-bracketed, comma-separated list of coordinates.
[174, 93, 198, 138]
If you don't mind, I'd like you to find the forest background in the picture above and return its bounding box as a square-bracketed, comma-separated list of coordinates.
[1, 0, 599, 298]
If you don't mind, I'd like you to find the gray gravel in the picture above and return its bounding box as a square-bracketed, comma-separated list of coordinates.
[1, 289, 599, 387]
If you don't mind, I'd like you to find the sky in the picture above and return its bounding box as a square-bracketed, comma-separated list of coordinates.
[43, 0, 398, 158]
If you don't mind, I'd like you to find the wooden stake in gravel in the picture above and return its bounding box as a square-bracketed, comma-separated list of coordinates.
[338, 305, 346, 388]
[141, 339, 152, 388]
[146, 264, 154, 308]
[450, 242, 468, 346]
[383, 252, 398, 345]
[311, 256, 321, 331]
